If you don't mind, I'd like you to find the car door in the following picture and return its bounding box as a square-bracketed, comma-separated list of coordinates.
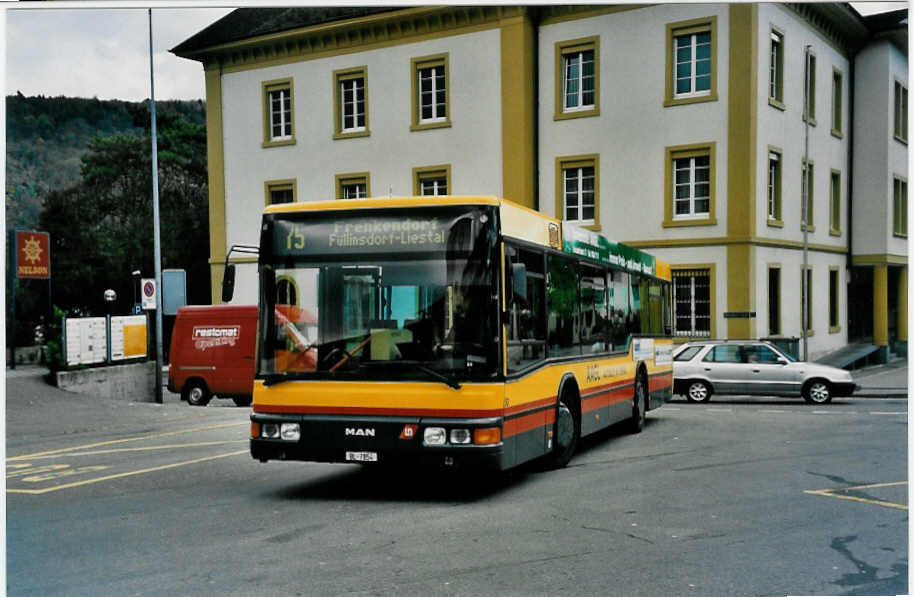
[700, 345, 748, 394]
[742, 344, 796, 396]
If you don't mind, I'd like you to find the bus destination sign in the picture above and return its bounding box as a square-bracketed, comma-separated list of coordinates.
[273, 214, 456, 257]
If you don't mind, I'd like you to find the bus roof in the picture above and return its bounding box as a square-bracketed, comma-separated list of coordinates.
[262, 196, 670, 282]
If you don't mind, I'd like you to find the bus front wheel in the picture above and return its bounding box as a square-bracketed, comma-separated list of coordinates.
[546, 392, 579, 469]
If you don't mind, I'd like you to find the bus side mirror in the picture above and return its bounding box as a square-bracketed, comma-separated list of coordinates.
[511, 263, 527, 302]
[222, 264, 236, 303]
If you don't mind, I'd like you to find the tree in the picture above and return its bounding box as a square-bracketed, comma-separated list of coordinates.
[38, 110, 210, 317]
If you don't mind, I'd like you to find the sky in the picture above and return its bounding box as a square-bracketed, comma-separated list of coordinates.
[4, 2, 909, 103]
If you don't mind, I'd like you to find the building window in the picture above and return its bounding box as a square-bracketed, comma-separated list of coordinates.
[803, 51, 816, 125]
[262, 78, 295, 147]
[264, 179, 296, 205]
[411, 54, 450, 131]
[894, 176, 908, 237]
[829, 170, 841, 235]
[768, 266, 781, 336]
[831, 69, 843, 137]
[801, 267, 813, 334]
[673, 268, 711, 338]
[828, 267, 840, 333]
[554, 37, 600, 120]
[767, 149, 782, 225]
[769, 29, 784, 106]
[413, 165, 451, 196]
[334, 67, 369, 139]
[664, 143, 715, 227]
[665, 17, 717, 106]
[802, 160, 815, 232]
[894, 80, 908, 143]
[336, 173, 370, 200]
[555, 154, 599, 228]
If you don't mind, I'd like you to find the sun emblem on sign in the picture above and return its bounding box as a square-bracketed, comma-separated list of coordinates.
[23, 238, 42, 263]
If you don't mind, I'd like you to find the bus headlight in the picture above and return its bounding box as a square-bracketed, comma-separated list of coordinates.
[280, 423, 301, 441]
[424, 427, 447, 446]
[262, 423, 280, 439]
[450, 429, 471, 444]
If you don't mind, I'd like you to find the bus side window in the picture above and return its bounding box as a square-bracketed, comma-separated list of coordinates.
[608, 270, 630, 351]
[580, 266, 608, 354]
[547, 254, 581, 358]
[506, 246, 546, 373]
[628, 274, 642, 339]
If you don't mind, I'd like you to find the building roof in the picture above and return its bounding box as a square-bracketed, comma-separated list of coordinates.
[171, 6, 397, 56]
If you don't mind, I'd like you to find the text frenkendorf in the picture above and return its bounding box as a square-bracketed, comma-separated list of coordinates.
[327, 218, 445, 249]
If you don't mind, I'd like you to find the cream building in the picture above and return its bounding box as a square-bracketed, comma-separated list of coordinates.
[173, 3, 907, 362]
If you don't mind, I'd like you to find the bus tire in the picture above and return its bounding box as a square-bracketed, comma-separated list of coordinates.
[183, 380, 211, 407]
[545, 389, 580, 469]
[232, 396, 253, 407]
[629, 371, 646, 434]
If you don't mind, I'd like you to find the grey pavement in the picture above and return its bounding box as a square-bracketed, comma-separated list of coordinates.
[852, 357, 909, 397]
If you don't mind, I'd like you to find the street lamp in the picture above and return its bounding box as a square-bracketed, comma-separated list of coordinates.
[104, 289, 117, 316]
[132, 270, 141, 310]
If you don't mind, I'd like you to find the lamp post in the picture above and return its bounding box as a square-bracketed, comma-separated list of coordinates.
[104, 289, 117, 316]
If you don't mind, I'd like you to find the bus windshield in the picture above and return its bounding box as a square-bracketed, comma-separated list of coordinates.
[258, 205, 500, 384]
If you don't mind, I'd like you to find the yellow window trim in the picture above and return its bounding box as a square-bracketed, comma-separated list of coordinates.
[768, 25, 785, 104]
[767, 263, 782, 337]
[831, 67, 844, 138]
[264, 178, 297, 206]
[829, 169, 842, 236]
[262, 77, 296, 148]
[802, 159, 815, 233]
[554, 154, 601, 231]
[333, 66, 370, 140]
[663, 142, 717, 228]
[412, 164, 452, 196]
[828, 266, 841, 334]
[335, 172, 372, 200]
[410, 53, 451, 132]
[664, 16, 719, 107]
[553, 36, 600, 121]
[767, 145, 783, 225]
[671, 263, 717, 340]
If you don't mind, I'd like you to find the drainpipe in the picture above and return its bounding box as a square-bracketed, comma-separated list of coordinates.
[531, 7, 540, 211]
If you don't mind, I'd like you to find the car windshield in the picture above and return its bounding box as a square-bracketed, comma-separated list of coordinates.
[257, 205, 500, 383]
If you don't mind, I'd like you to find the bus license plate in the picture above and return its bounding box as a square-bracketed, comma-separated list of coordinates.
[346, 451, 378, 462]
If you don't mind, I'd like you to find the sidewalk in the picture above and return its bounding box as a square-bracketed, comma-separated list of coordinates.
[852, 358, 909, 398]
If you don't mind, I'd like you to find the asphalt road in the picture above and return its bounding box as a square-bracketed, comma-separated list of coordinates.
[6, 369, 908, 597]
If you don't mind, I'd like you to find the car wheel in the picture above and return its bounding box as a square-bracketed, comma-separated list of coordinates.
[629, 373, 646, 433]
[686, 381, 711, 403]
[545, 391, 579, 469]
[232, 396, 252, 407]
[183, 380, 211, 407]
[803, 380, 832, 404]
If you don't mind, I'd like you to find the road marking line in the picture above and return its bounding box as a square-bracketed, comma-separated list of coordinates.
[870, 411, 906, 416]
[14, 440, 249, 460]
[760, 409, 787, 413]
[804, 481, 908, 511]
[812, 410, 857, 415]
[7, 450, 249, 495]
[7, 422, 248, 462]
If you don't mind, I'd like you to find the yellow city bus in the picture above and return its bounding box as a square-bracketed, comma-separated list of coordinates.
[233, 196, 673, 471]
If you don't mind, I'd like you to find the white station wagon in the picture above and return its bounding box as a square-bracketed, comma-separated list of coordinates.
[673, 340, 857, 404]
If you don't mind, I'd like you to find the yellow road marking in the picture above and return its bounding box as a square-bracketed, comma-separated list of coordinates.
[7, 422, 248, 462]
[14, 440, 248, 460]
[7, 450, 249, 495]
[804, 481, 908, 511]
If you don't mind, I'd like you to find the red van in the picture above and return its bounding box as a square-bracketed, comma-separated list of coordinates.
[168, 305, 258, 407]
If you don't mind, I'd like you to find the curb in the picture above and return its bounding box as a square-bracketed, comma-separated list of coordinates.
[853, 389, 908, 398]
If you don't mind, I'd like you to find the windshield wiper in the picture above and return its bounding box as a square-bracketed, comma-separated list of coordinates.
[362, 360, 461, 390]
[261, 372, 311, 387]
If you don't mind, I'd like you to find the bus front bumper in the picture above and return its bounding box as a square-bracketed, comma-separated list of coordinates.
[249, 412, 506, 471]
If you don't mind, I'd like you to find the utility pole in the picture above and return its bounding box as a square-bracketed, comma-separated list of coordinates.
[802, 45, 811, 362]
[149, 9, 164, 403]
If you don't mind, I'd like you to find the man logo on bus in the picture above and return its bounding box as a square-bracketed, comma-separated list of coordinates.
[399, 424, 418, 440]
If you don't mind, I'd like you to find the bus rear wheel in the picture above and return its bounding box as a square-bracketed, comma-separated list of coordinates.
[629, 373, 646, 434]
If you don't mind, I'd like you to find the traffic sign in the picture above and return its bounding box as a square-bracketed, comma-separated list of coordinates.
[141, 278, 157, 310]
